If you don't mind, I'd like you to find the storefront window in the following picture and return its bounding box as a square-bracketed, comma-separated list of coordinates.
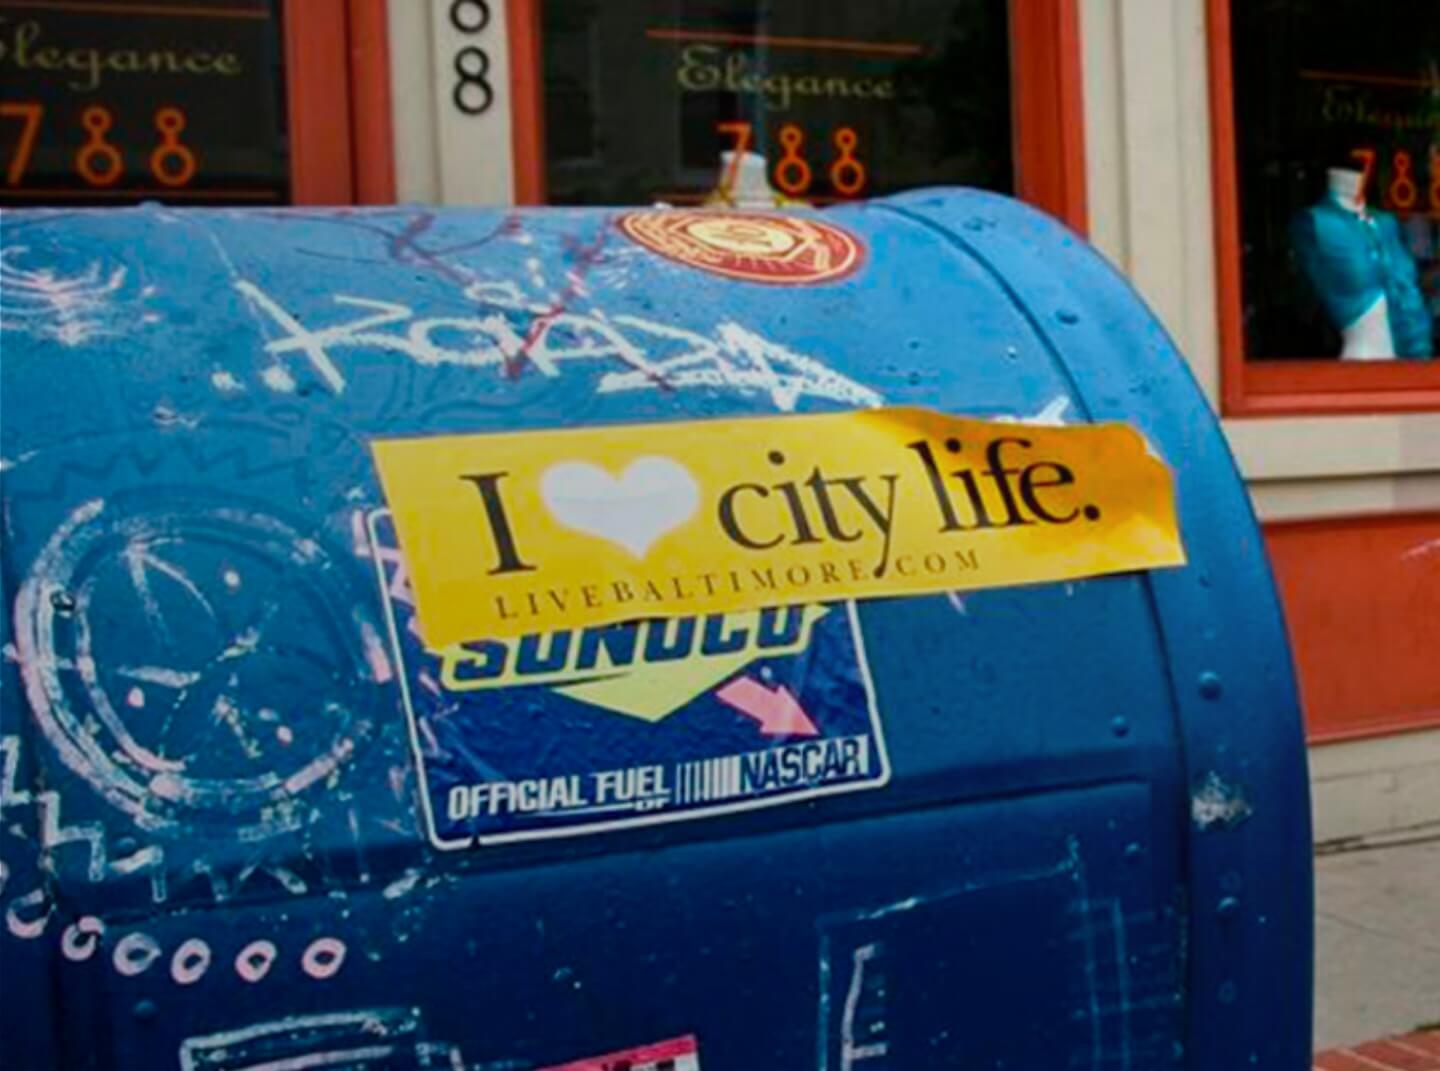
[539, 0, 1013, 207]
[0, 0, 290, 206]
[1231, 0, 1439, 363]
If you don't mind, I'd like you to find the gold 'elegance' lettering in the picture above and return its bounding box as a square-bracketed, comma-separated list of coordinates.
[673, 44, 896, 111]
[1316, 84, 1440, 135]
[0, 17, 245, 92]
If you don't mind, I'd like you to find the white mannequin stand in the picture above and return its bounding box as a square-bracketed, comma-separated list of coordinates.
[715, 151, 782, 208]
[1326, 167, 1396, 361]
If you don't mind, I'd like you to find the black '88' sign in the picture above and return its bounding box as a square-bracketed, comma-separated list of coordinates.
[449, 0, 494, 116]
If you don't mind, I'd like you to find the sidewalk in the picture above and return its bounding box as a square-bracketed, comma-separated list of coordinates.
[1314, 1030, 1440, 1069]
[1314, 837, 1440, 1051]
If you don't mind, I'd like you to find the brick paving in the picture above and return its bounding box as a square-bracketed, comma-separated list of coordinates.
[1315, 1030, 1440, 1070]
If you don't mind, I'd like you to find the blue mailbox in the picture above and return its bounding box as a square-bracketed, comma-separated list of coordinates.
[0, 191, 1311, 1069]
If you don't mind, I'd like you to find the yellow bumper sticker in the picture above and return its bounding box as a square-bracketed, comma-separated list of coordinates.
[371, 407, 1185, 646]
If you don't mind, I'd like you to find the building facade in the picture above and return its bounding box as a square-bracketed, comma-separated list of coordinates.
[1, 0, 1436, 843]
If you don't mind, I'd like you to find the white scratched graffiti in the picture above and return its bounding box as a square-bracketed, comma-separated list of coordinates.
[1, 836, 348, 988]
[1402, 537, 1440, 561]
[839, 942, 890, 1071]
[171, 936, 212, 984]
[2, 733, 162, 892]
[301, 935, 347, 979]
[60, 915, 105, 960]
[4, 732, 353, 988]
[1, 477, 392, 993]
[2, 490, 387, 979]
[10, 498, 376, 841]
[234, 278, 882, 413]
[0, 246, 138, 347]
[178, 1008, 465, 1071]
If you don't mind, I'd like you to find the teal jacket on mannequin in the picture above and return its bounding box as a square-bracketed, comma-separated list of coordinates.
[1291, 198, 1433, 359]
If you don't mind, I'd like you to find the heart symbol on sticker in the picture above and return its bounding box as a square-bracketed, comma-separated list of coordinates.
[539, 456, 700, 559]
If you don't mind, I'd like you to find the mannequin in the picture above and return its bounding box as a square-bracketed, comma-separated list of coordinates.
[1323, 168, 1394, 360]
[1291, 166, 1433, 360]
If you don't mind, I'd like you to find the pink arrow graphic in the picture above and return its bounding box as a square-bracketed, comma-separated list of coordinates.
[716, 676, 819, 737]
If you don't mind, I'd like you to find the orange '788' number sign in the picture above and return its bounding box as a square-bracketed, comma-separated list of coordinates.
[1350, 145, 1440, 216]
[1, 102, 198, 189]
[717, 120, 868, 199]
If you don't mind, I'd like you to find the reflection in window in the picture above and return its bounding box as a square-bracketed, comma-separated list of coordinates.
[0, 0, 290, 206]
[540, 0, 1012, 207]
[1232, 0, 1438, 361]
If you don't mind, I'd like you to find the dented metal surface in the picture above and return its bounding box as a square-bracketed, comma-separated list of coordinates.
[0, 192, 1311, 1068]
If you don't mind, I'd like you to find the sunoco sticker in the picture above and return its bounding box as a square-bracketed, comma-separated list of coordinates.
[368, 512, 888, 849]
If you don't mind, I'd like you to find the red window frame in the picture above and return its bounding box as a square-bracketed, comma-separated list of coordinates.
[285, 0, 394, 204]
[1205, 0, 1440, 417]
[505, 0, 1088, 234]
[0, 1, 390, 207]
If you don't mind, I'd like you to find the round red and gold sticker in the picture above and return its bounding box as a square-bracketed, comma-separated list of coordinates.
[616, 210, 864, 286]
